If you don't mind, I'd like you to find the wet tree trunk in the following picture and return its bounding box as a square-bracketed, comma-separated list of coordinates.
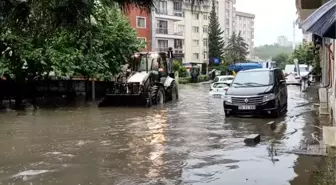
[85, 78, 89, 101]
[14, 78, 24, 110]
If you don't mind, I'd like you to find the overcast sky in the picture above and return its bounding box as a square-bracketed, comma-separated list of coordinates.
[235, 0, 303, 46]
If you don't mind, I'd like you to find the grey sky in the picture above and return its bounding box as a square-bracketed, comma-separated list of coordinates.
[236, 0, 303, 46]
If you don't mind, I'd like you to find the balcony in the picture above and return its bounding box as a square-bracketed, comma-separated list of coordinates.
[155, 28, 184, 39]
[155, 9, 184, 21]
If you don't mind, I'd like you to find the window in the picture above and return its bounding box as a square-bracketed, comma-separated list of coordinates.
[203, 26, 208, 33]
[174, 39, 183, 49]
[193, 13, 199, 20]
[203, 14, 208, 20]
[193, 40, 199, 46]
[203, 38, 208, 47]
[157, 20, 168, 34]
[157, 1, 167, 14]
[158, 40, 168, 50]
[203, 52, 207, 60]
[232, 71, 274, 87]
[178, 25, 184, 32]
[225, 28, 229, 35]
[193, 53, 199, 59]
[203, 7, 209, 12]
[225, 0, 229, 8]
[193, 26, 199, 33]
[136, 17, 146, 28]
[173, 1, 182, 11]
[225, 11, 229, 17]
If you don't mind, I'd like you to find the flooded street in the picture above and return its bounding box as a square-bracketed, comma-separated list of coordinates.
[0, 83, 322, 185]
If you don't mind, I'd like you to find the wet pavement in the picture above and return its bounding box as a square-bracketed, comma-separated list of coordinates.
[0, 83, 323, 185]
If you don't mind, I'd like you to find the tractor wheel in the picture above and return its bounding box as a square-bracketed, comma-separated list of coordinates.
[167, 81, 179, 101]
[151, 85, 165, 105]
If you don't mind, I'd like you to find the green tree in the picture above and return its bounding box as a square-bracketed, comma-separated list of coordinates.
[292, 42, 316, 67]
[0, 1, 144, 108]
[208, 0, 225, 65]
[272, 53, 290, 69]
[224, 32, 249, 63]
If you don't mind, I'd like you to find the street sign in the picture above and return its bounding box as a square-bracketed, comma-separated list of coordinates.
[213, 58, 220, 64]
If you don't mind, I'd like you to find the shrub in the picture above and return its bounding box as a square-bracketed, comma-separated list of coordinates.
[172, 60, 181, 72]
[179, 77, 191, 84]
[198, 75, 209, 82]
[179, 66, 188, 77]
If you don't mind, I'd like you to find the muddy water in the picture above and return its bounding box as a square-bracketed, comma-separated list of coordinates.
[0, 84, 321, 185]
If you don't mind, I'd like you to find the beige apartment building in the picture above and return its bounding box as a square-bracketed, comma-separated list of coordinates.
[234, 11, 255, 58]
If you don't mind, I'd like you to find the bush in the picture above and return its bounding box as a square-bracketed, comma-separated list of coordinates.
[198, 75, 209, 82]
[179, 66, 188, 77]
[172, 60, 181, 72]
[179, 77, 191, 84]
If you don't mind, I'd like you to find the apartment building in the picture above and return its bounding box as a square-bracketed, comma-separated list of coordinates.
[151, 1, 184, 60]
[218, 0, 236, 40]
[234, 11, 255, 58]
[126, 6, 152, 51]
[150, 0, 211, 70]
[182, 0, 211, 66]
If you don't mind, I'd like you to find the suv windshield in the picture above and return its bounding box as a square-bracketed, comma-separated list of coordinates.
[232, 71, 273, 87]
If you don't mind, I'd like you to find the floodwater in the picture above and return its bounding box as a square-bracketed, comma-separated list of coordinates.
[0, 83, 322, 185]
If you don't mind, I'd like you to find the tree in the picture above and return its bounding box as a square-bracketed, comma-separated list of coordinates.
[223, 32, 249, 63]
[272, 53, 290, 69]
[208, 0, 225, 65]
[0, 1, 144, 108]
[292, 42, 316, 67]
[236, 32, 249, 60]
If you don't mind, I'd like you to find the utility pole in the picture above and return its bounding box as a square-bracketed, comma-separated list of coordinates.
[292, 20, 296, 51]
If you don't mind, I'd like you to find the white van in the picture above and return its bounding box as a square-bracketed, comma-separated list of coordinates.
[284, 64, 310, 85]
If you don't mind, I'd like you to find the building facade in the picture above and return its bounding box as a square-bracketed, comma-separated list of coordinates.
[296, 0, 336, 128]
[234, 11, 255, 58]
[126, 6, 152, 51]
[126, 0, 255, 72]
[218, 0, 236, 41]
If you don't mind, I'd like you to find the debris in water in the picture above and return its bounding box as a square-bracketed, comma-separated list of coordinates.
[12, 170, 52, 178]
[244, 134, 260, 145]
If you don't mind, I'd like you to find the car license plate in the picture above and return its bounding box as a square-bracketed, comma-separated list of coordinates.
[213, 94, 222, 98]
[238, 105, 256, 110]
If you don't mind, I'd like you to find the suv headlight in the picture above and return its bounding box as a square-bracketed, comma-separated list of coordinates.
[263, 93, 276, 102]
[224, 96, 232, 103]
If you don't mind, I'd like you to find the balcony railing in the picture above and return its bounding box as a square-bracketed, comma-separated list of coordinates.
[155, 9, 184, 17]
[155, 28, 184, 36]
[156, 47, 184, 53]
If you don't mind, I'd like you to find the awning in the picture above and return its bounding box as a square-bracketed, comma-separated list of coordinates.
[300, 0, 336, 39]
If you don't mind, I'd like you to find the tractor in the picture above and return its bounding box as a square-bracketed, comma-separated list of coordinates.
[98, 51, 179, 107]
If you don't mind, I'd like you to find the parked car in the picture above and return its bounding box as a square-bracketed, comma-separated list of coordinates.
[223, 68, 288, 118]
[211, 75, 234, 90]
[209, 82, 230, 98]
[284, 64, 311, 85]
